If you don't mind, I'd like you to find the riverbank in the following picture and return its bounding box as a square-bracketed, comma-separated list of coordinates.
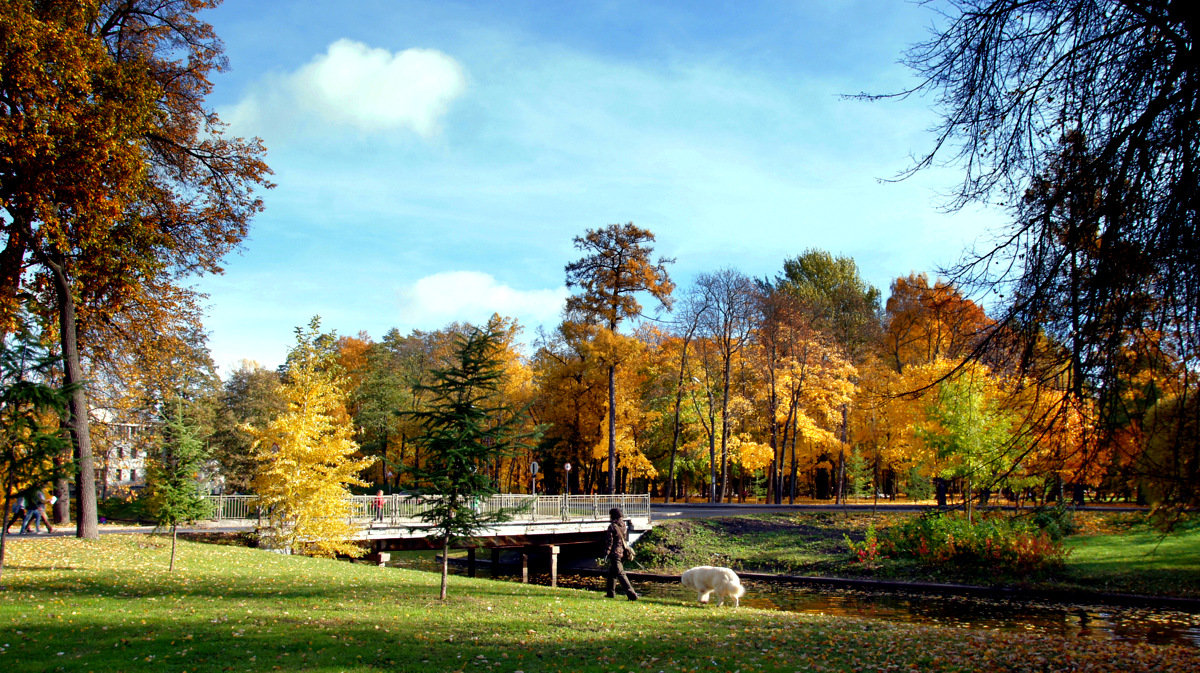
[633, 510, 1200, 602]
[3, 535, 1198, 673]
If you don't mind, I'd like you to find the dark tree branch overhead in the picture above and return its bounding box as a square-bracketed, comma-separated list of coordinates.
[880, 0, 1199, 515]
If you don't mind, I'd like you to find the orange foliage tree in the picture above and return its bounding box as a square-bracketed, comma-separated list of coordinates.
[0, 0, 270, 537]
[564, 223, 673, 494]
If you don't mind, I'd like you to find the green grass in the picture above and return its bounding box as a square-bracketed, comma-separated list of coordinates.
[1062, 517, 1200, 596]
[638, 511, 1200, 597]
[638, 511, 909, 574]
[2, 534, 1197, 672]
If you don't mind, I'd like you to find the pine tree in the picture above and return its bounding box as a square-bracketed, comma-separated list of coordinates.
[407, 326, 540, 599]
[845, 448, 871, 499]
[250, 318, 374, 557]
[144, 405, 211, 571]
[0, 323, 74, 579]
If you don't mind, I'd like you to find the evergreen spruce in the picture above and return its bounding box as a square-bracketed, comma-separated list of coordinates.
[406, 327, 540, 599]
[0, 324, 75, 580]
[145, 405, 212, 571]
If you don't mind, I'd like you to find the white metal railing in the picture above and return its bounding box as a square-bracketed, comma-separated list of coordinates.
[200, 493, 651, 526]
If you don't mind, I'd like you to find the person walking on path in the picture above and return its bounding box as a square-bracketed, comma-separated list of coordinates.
[603, 507, 638, 601]
[5, 493, 27, 534]
[21, 489, 52, 534]
[373, 490, 386, 522]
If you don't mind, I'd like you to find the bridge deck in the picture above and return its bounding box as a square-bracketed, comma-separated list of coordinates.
[200, 493, 651, 549]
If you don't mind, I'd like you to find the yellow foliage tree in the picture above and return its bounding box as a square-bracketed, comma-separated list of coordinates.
[250, 318, 375, 557]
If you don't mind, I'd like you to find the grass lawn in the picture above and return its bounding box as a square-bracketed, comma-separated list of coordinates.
[637, 511, 1200, 598]
[2, 535, 1198, 672]
[1062, 517, 1200, 596]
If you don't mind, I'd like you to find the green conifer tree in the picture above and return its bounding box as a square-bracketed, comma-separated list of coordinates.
[145, 405, 212, 571]
[406, 326, 540, 599]
[1, 323, 74, 579]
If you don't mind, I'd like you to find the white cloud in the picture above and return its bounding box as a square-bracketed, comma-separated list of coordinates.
[226, 39, 467, 138]
[396, 271, 567, 331]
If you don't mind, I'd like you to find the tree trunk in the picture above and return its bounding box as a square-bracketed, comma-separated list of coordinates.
[708, 403, 718, 503]
[607, 363, 617, 495]
[49, 256, 98, 539]
[718, 357, 731, 503]
[666, 342, 690, 505]
[835, 449, 845, 506]
[170, 524, 178, 572]
[0, 493, 12, 581]
[439, 536, 450, 600]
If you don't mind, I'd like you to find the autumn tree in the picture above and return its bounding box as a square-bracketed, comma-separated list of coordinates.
[406, 327, 539, 599]
[144, 405, 211, 571]
[0, 0, 270, 538]
[777, 251, 878, 503]
[916, 362, 1017, 522]
[250, 318, 374, 557]
[883, 274, 990, 373]
[692, 269, 758, 502]
[531, 321, 608, 494]
[564, 223, 673, 493]
[86, 284, 220, 504]
[353, 325, 469, 491]
[647, 316, 701, 503]
[778, 250, 881, 362]
[888, 0, 1200, 514]
[210, 362, 286, 493]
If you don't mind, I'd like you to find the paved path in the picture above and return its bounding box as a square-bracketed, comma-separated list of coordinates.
[651, 501, 1148, 519]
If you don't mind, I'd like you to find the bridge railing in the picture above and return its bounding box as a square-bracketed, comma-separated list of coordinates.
[200, 493, 650, 526]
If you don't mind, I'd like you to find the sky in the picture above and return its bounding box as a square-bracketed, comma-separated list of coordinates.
[193, 0, 1006, 376]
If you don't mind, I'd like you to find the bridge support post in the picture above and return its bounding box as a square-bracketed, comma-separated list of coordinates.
[549, 545, 559, 588]
[467, 548, 477, 577]
[521, 553, 529, 583]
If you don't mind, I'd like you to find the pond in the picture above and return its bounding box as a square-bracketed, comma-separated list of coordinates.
[383, 552, 1200, 650]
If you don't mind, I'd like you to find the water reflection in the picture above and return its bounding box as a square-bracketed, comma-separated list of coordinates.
[383, 552, 1200, 650]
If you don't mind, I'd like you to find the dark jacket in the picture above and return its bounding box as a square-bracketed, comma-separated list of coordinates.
[604, 519, 627, 558]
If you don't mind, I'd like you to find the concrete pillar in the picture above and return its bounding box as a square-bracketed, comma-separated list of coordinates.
[521, 552, 529, 583]
[549, 545, 559, 588]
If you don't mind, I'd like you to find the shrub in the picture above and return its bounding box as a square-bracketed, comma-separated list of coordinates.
[97, 493, 150, 523]
[905, 467, 933, 501]
[844, 523, 881, 565]
[880, 511, 1069, 575]
[1024, 503, 1078, 540]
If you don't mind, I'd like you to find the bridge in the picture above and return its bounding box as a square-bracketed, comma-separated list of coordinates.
[200, 493, 652, 584]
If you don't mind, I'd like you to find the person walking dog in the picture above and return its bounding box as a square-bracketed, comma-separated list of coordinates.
[603, 507, 638, 601]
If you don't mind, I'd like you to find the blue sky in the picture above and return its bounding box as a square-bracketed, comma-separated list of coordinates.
[194, 0, 1004, 375]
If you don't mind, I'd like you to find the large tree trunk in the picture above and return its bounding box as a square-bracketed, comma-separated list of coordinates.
[49, 256, 98, 539]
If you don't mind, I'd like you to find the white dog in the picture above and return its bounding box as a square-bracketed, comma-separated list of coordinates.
[680, 566, 745, 607]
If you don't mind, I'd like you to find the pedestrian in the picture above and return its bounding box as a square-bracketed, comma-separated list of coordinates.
[373, 489, 386, 522]
[21, 489, 52, 534]
[5, 493, 27, 534]
[603, 507, 638, 601]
